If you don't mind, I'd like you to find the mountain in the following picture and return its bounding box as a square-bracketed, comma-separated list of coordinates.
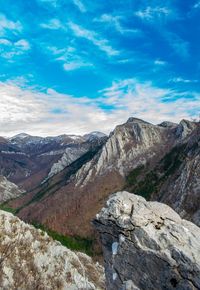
[0, 210, 105, 289]
[0, 132, 107, 191]
[152, 125, 200, 225]
[7, 118, 199, 241]
[0, 176, 23, 203]
[125, 123, 200, 226]
[94, 191, 200, 290]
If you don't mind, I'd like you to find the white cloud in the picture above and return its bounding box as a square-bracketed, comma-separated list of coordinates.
[0, 38, 31, 60]
[40, 19, 65, 30]
[154, 59, 166, 66]
[135, 6, 172, 22]
[99, 79, 200, 124]
[46, 45, 93, 71]
[63, 61, 93, 71]
[72, 0, 86, 12]
[170, 77, 198, 83]
[0, 79, 199, 137]
[0, 14, 22, 36]
[68, 21, 119, 56]
[193, 1, 200, 9]
[95, 14, 140, 35]
[15, 39, 30, 50]
[0, 81, 115, 136]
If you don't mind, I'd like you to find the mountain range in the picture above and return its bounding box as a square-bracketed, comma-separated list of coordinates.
[0, 118, 198, 243]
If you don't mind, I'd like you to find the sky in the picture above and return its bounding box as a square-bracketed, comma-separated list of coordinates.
[0, 0, 200, 136]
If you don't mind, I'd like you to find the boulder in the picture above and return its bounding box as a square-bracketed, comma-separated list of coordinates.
[94, 191, 200, 290]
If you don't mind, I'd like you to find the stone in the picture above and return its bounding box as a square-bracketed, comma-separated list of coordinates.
[94, 191, 200, 290]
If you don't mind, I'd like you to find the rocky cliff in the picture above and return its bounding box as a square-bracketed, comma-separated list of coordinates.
[94, 191, 200, 290]
[0, 176, 23, 203]
[152, 126, 200, 226]
[0, 210, 105, 290]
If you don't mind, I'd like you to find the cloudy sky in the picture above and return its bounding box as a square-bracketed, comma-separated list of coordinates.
[0, 0, 199, 136]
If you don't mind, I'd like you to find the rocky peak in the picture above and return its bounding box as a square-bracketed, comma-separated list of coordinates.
[126, 117, 151, 124]
[11, 133, 31, 139]
[75, 117, 198, 188]
[175, 119, 197, 139]
[158, 121, 178, 128]
[75, 118, 169, 186]
[94, 191, 200, 290]
[84, 131, 107, 141]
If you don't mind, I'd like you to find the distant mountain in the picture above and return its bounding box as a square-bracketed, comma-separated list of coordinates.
[83, 131, 107, 141]
[0, 132, 107, 191]
[7, 118, 199, 242]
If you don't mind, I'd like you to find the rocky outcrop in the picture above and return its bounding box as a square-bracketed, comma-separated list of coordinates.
[0, 176, 23, 203]
[0, 210, 105, 290]
[94, 191, 200, 290]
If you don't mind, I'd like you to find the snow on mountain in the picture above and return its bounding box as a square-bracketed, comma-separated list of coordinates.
[83, 131, 107, 141]
[0, 210, 105, 289]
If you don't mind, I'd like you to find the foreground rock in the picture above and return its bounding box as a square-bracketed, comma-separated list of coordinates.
[0, 210, 105, 290]
[0, 176, 23, 203]
[94, 191, 200, 290]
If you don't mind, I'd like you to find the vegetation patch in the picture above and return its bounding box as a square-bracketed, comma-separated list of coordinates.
[32, 222, 94, 256]
[125, 144, 187, 200]
[0, 203, 17, 214]
[126, 165, 145, 186]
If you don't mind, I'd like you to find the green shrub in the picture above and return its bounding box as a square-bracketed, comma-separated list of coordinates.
[32, 222, 94, 256]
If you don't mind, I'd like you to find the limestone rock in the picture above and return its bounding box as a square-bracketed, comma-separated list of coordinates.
[0, 176, 23, 203]
[0, 210, 105, 290]
[94, 191, 200, 290]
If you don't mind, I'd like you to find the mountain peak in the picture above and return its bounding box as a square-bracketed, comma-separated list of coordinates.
[12, 133, 32, 139]
[158, 121, 178, 128]
[84, 131, 107, 141]
[126, 117, 151, 125]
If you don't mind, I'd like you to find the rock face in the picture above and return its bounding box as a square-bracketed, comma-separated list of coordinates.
[0, 176, 23, 203]
[151, 126, 200, 226]
[0, 210, 105, 290]
[47, 133, 107, 179]
[94, 191, 200, 290]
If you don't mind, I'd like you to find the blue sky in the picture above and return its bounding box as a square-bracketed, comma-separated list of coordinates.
[0, 0, 199, 136]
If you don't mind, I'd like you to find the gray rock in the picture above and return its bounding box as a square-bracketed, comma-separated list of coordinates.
[0, 176, 23, 203]
[94, 191, 200, 290]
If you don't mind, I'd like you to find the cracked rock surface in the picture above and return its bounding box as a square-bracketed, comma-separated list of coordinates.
[94, 191, 200, 290]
